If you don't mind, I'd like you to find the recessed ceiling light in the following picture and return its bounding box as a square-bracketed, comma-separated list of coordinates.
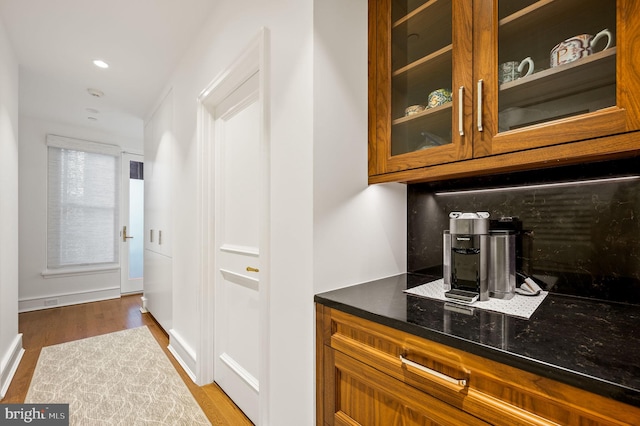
[93, 59, 109, 69]
[87, 88, 104, 98]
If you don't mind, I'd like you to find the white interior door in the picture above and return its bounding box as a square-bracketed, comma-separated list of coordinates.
[214, 71, 261, 424]
[121, 153, 144, 294]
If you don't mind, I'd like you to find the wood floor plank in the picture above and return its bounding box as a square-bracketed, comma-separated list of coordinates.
[1, 295, 253, 425]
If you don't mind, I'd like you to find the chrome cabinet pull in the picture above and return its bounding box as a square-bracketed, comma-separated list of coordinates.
[477, 79, 484, 132]
[158, 230, 162, 245]
[400, 354, 467, 387]
[150, 229, 154, 243]
[458, 86, 464, 136]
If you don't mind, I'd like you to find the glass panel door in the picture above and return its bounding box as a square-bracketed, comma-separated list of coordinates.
[128, 165, 144, 280]
[121, 154, 144, 294]
[391, 0, 453, 155]
[497, 0, 616, 132]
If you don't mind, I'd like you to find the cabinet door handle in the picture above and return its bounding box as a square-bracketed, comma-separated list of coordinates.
[400, 354, 467, 387]
[477, 79, 484, 132]
[458, 86, 465, 136]
[158, 230, 162, 245]
[150, 229, 154, 243]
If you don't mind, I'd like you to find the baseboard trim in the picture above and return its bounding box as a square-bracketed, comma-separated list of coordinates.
[18, 287, 121, 312]
[168, 329, 197, 383]
[0, 334, 25, 400]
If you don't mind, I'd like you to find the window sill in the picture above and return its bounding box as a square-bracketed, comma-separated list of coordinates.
[41, 264, 120, 279]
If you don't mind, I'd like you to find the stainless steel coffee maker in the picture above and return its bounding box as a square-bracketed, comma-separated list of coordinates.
[446, 212, 490, 301]
[443, 212, 517, 302]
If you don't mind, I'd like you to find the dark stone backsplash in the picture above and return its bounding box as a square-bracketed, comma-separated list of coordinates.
[408, 157, 640, 305]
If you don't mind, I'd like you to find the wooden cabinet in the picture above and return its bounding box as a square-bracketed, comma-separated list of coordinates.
[316, 304, 640, 425]
[369, 0, 640, 184]
[324, 347, 487, 426]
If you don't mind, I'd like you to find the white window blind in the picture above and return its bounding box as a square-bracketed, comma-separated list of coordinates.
[47, 135, 120, 269]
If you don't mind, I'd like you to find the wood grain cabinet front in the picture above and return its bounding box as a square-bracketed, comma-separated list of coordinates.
[316, 304, 640, 426]
[325, 347, 488, 426]
[369, 0, 640, 184]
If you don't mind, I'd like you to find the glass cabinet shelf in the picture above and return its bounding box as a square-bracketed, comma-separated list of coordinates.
[392, 46, 452, 121]
[390, 0, 453, 155]
[499, 48, 616, 112]
[497, 0, 616, 132]
[392, 0, 451, 68]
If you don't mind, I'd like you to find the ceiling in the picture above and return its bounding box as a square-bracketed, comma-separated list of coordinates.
[0, 0, 216, 140]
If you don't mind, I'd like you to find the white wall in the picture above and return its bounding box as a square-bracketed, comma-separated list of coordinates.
[162, 0, 314, 425]
[164, 2, 315, 424]
[0, 16, 23, 399]
[160, 0, 406, 424]
[18, 116, 143, 311]
[312, 0, 406, 294]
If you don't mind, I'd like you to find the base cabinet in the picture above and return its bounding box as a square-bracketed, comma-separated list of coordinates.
[316, 304, 640, 426]
[326, 347, 487, 426]
[143, 249, 172, 331]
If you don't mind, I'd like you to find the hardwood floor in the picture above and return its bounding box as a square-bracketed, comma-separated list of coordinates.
[2, 294, 253, 426]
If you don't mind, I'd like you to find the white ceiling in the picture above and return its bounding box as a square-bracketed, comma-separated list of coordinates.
[0, 0, 216, 140]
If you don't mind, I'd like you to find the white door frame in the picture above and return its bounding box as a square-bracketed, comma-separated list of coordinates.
[196, 28, 270, 424]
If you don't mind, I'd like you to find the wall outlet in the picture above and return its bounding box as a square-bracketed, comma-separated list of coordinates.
[44, 298, 58, 306]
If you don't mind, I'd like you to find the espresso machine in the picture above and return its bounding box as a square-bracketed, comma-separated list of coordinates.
[444, 212, 517, 303]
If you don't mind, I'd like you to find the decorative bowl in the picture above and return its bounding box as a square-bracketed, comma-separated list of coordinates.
[427, 88, 452, 108]
[405, 104, 425, 116]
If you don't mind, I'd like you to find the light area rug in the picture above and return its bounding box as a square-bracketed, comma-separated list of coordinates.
[25, 326, 210, 425]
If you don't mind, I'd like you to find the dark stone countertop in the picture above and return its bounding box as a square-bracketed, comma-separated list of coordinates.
[314, 273, 640, 408]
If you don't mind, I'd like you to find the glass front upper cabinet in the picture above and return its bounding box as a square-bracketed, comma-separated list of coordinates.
[370, 0, 640, 182]
[391, 0, 453, 155]
[496, 0, 616, 133]
[374, 0, 472, 174]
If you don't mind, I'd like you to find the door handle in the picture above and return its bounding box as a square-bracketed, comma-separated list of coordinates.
[122, 226, 134, 242]
[458, 86, 465, 136]
[477, 79, 484, 132]
[246, 266, 260, 273]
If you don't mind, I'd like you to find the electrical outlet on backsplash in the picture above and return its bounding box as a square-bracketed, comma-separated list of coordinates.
[407, 157, 640, 305]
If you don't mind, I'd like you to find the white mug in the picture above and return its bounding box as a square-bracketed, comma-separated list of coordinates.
[499, 57, 534, 84]
[550, 29, 612, 67]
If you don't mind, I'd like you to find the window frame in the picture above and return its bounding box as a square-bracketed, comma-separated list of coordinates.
[44, 134, 121, 275]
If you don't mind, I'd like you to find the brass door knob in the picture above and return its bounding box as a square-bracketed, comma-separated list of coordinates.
[246, 266, 259, 273]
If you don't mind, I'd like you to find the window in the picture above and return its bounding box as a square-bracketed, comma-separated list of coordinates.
[47, 135, 120, 269]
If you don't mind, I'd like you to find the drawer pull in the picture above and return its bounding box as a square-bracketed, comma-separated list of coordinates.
[400, 354, 467, 387]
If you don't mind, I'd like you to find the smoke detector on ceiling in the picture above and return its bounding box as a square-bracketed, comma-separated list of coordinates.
[87, 88, 104, 98]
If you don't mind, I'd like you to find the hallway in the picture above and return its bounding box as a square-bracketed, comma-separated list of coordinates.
[2, 295, 253, 425]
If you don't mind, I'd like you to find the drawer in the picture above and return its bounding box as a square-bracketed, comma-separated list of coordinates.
[326, 348, 489, 426]
[320, 306, 639, 426]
